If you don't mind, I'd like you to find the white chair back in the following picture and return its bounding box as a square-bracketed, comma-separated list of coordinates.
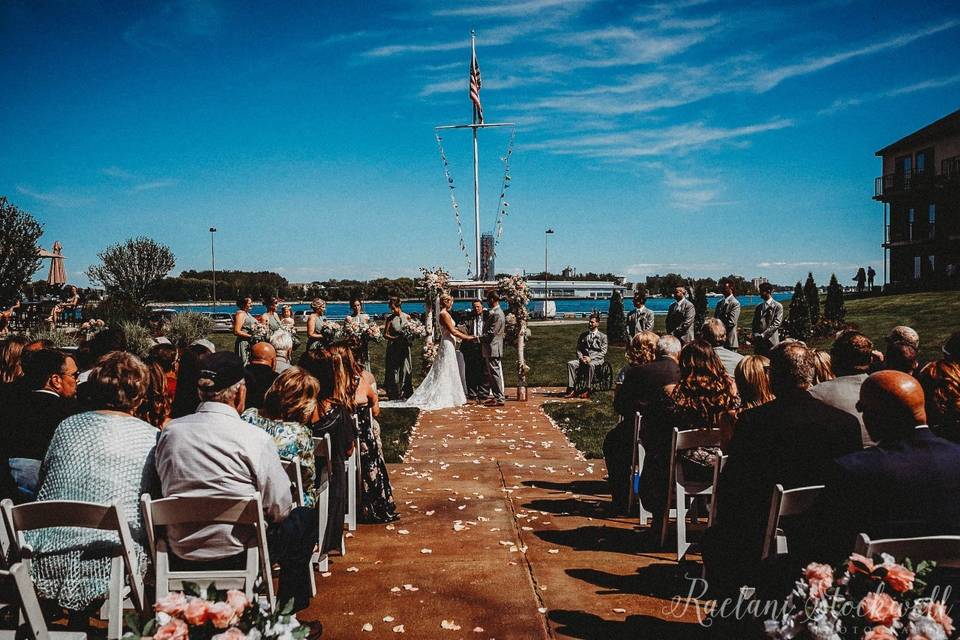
[761, 484, 824, 560]
[309, 434, 334, 594]
[0, 562, 87, 640]
[344, 412, 363, 532]
[854, 533, 960, 567]
[140, 493, 275, 611]
[280, 457, 306, 507]
[659, 428, 723, 560]
[0, 499, 144, 640]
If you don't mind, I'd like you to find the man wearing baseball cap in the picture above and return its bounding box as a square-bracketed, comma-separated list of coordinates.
[156, 352, 320, 617]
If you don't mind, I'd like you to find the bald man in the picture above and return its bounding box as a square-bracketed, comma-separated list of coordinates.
[798, 370, 960, 562]
[243, 342, 278, 410]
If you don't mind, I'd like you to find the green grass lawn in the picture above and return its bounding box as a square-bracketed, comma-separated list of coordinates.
[209, 292, 958, 459]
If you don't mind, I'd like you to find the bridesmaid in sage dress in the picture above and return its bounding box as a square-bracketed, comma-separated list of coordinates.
[261, 296, 282, 334]
[344, 296, 371, 371]
[232, 296, 257, 364]
[306, 299, 328, 351]
[383, 297, 414, 400]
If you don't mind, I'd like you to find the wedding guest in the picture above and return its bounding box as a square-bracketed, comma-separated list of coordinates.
[244, 342, 278, 410]
[28, 352, 157, 614]
[460, 300, 487, 402]
[615, 330, 659, 387]
[798, 370, 960, 563]
[750, 282, 783, 356]
[918, 360, 960, 442]
[148, 342, 179, 400]
[383, 296, 414, 401]
[157, 352, 321, 615]
[232, 296, 257, 365]
[344, 295, 372, 370]
[943, 331, 960, 364]
[665, 286, 695, 345]
[279, 305, 299, 350]
[734, 355, 774, 412]
[638, 340, 738, 528]
[138, 359, 172, 429]
[713, 278, 741, 350]
[884, 340, 919, 375]
[305, 299, 328, 351]
[298, 349, 356, 553]
[270, 329, 294, 374]
[0, 335, 28, 389]
[260, 296, 282, 335]
[242, 368, 320, 507]
[564, 314, 608, 398]
[810, 330, 874, 446]
[331, 344, 399, 523]
[700, 318, 742, 377]
[887, 325, 920, 351]
[626, 289, 655, 338]
[0, 349, 81, 500]
[703, 342, 861, 595]
[811, 349, 834, 385]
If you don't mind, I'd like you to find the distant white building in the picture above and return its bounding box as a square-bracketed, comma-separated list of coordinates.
[528, 280, 627, 299]
[751, 276, 769, 290]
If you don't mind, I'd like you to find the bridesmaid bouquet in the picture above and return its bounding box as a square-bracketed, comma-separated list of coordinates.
[127, 586, 308, 640]
[765, 552, 949, 640]
[342, 317, 383, 347]
[310, 320, 342, 348]
[399, 318, 426, 342]
[249, 321, 271, 344]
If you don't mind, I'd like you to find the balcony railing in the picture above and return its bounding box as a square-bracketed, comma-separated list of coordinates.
[874, 158, 960, 199]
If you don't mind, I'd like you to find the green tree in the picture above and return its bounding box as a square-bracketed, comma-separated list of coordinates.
[787, 281, 811, 340]
[606, 289, 627, 345]
[0, 197, 43, 305]
[86, 237, 176, 315]
[804, 272, 820, 324]
[824, 273, 846, 322]
[693, 283, 708, 333]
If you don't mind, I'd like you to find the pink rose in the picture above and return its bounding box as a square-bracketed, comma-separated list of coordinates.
[225, 590, 249, 616]
[863, 627, 896, 640]
[881, 563, 915, 593]
[213, 627, 248, 640]
[926, 601, 955, 635]
[154, 592, 187, 617]
[182, 598, 210, 626]
[861, 592, 903, 627]
[804, 562, 834, 598]
[154, 618, 189, 640]
[207, 602, 238, 629]
[848, 553, 876, 576]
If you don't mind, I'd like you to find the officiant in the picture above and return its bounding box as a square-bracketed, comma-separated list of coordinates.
[383, 296, 414, 400]
[458, 299, 487, 402]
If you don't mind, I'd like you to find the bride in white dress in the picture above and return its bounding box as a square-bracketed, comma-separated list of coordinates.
[382, 293, 478, 411]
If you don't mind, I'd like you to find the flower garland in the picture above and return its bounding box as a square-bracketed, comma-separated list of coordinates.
[418, 267, 451, 371]
[492, 127, 516, 253]
[765, 552, 952, 639]
[434, 134, 473, 278]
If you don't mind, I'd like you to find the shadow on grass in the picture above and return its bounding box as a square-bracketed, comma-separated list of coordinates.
[549, 609, 708, 640]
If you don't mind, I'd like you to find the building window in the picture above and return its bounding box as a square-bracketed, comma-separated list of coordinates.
[916, 151, 926, 174]
[929, 204, 936, 239]
[908, 208, 915, 240]
[914, 256, 922, 280]
[928, 255, 936, 276]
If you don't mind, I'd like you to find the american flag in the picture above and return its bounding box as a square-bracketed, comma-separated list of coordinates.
[469, 48, 483, 124]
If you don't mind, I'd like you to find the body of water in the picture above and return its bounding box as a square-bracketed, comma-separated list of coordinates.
[161, 292, 793, 320]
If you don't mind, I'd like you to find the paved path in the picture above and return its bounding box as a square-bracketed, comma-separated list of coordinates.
[304, 389, 707, 639]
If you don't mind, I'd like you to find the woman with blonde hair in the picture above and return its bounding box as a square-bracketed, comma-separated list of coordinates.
[735, 355, 775, 411]
[305, 298, 328, 350]
[919, 360, 960, 442]
[811, 349, 835, 385]
[0, 335, 28, 386]
[615, 330, 659, 389]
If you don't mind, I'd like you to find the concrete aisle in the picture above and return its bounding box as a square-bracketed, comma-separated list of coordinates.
[304, 389, 707, 639]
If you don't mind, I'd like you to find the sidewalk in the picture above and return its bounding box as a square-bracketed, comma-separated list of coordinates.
[303, 389, 706, 639]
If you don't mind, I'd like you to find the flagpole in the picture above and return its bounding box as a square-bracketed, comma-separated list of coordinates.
[471, 31, 481, 282]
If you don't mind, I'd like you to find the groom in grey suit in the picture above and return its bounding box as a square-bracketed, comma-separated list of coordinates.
[713, 277, 741, 350]
[480, 290, 506, 407]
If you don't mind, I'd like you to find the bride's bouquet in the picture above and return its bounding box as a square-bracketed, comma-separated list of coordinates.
[399, 318, 426, 342]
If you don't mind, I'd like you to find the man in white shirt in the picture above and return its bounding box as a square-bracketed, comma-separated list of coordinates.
[713, 278, 741, 350]
[156, 352, 319, 613]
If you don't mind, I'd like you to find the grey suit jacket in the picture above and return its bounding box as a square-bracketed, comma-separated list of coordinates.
[481, 306, 505, 358]
[627, 306, 655, 336]
[666, 298, 695, 344]
[714, 296, 741, 349]
[809, 374, 872, 447]
[576, 330, 608, 364]
[751, 299, 784, 348]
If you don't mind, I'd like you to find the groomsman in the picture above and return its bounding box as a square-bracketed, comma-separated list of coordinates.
[665, 286, 695, 345]
[459, 300, 487, 402]
[626, 290, 655, 337]
[565, 315, 608, 398]
[751, 282, 784, 355]
[713, 278, 741, 350]
[480, 290, 506, 407]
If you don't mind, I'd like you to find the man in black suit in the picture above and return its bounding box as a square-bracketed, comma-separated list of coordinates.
[459, 299, 487, 402]
[702, 342, 861, 594]
[603, 335, 682, 513]
[243, 342, 278, 410]
[0, 349, 80, 501]
[797, 370, 960, 564]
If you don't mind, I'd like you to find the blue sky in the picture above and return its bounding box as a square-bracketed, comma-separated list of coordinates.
[2, 0, 959, 288]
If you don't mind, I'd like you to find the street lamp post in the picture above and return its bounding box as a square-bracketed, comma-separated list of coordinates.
[544, 228, 554, 317]
[209, 227, 218, 313]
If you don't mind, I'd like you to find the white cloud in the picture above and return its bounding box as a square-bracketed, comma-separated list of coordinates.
[15, 185, 95, 208]
[819, 72, 960, 115]
[433, 0, 592, 18]
[420, 74, 548, 97]
[131, 180, 177, 192]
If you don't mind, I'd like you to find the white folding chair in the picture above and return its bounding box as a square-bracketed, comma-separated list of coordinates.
[0, 562, 87, 640]
[280, 458, 306, 507]
[707, 455, 728, 527]
[658, 428, 723, 560]
[309, 434, 334, 595]
[761, 484, 824, 561]
[344, 414, 362, 532]
[0, 499, 144, 640]
[854, 533, 960, 567]
[140, 493, 276, 612]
